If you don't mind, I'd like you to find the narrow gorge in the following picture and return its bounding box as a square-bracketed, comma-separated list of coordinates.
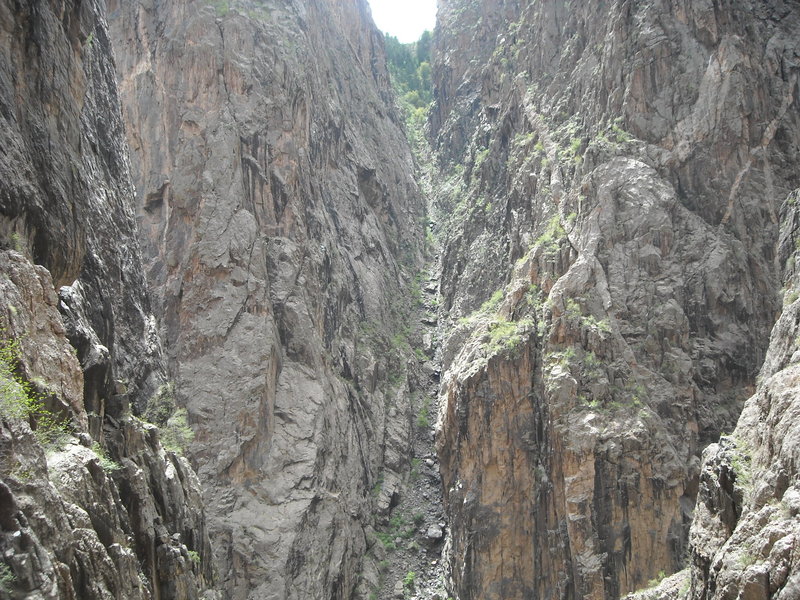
[0, 1, 798, 600]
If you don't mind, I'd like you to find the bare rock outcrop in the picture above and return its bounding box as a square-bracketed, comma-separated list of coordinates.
[0, 0, 215, 597]
[430, 1, 800, 598]
[686, 188, 800, 600]
[108, 0, 426, 597]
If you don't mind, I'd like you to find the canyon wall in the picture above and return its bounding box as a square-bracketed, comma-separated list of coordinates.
[107, 0, 426, 598]
[684, 187, 800, 600]
[430, 0, 800, 598]
[3, 0, 800, 599]
[0, 0, 214, 598]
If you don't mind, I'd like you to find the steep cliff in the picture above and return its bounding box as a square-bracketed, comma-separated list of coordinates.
[429, 1, 800, 598]
[107, 0, 427, 598]
[684, 187, 800, 600]
[3, 0, 799, 599]
[0, 0, 214, 598]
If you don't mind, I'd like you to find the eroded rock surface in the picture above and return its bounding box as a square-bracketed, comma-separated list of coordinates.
[109, 0, 426, 597]
[0, 1, 214, 598]
[430, 1, 800, 598]
[686, 188, 800, 600]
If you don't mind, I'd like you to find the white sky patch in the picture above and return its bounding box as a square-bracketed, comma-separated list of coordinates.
[367, 0, 437, 43]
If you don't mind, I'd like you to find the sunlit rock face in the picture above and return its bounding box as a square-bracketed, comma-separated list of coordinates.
[109, 0, 426, 597]
[429, 1, 800, 598]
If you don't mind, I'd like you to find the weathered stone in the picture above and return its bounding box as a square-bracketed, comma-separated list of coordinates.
[430, 1, 800, 598]
[0, 0, 215, 597]
[108, 0, 426, 597]
[425, 524, 444, 542]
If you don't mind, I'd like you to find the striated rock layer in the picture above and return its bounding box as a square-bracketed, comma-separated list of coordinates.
[108, 0, 426, 598]
[430, 0, 800, 598]
[0, 0, 215, 598]
[686, 188, 800, 600]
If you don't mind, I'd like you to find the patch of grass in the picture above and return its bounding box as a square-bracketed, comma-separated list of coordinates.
[512, 132, 535, 147]
[410, 458, 421, 481]
[738, 551, 757, 568]
[377, 511, 417, 551]
[144, 383, 194, 454]
[647, 570, 667, 589]
[582, 314, 612, 333]
[481, 289, 504, 313]
[9, 232, 22, 252]
[187, 550, 201, 564]
[403, 570, 416, 588]
[474, 147, 490, 169]
[459, 287, 506, 325]
[245, 6, 271, 20]
[376, 531, 397, 551]
[564, 298, 582, 319]
[525, 284, 542, 309]
[160, 408, 194, 454]
[486, 318, 534, 355]
[371, 471, 384, 496]
[210, 0, 229, 16]
[569, 137, 582, 159]
[728, 435, 754, 493]
[416, 398, 430, 428]
[91, 442, 122, 473]
[611, 122, 632, 144]
[144, 383, 177, 426]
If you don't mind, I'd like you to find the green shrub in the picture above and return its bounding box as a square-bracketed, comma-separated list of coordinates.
[535, 214, 566, 255]
[0, 563, 14, 593]
[0, 336, 69, 450]
[376, 531, 397, 551]
[410, 458, 421, 481]
[403, 571, 416, 588]
[486, 318, 534, 355]
[161, 408, 194, 454]
[144, 383, 176, 426]
[416, 399, 430, 428]
[611, 123, 632, 143]
[91, 442, 122, 473]
[210, 0, 229, 16]
[144, 383, 194, 454]
[371, 471, 384, 496]
[187, 550, 201, 564]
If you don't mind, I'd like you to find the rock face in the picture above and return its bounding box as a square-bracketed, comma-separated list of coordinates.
[430, 1, 800, 598]
[108, 0, 425, 597]
[0, 1, 214, 598]
[687, 187, 800, 600]
[3, 1, 800, 599]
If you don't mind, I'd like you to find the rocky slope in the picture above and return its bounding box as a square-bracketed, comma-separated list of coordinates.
[0, 0, 214, 598]
[107, 0, 427, 598]
[429, 0, 800, 598]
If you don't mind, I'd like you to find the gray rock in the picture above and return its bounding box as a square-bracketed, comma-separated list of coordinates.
[431, 0, 800, 598]
[108, 0, 426, 597]
[426, 525, 444, 541]
[0, 0, 214, 596]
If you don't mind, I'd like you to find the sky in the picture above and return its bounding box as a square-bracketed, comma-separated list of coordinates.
[367, 0, 437, 43]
